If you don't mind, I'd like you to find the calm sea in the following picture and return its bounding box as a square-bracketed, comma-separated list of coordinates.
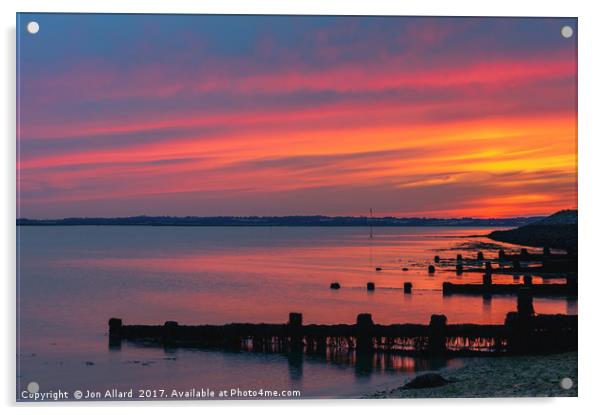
[16, 226, 576, 399]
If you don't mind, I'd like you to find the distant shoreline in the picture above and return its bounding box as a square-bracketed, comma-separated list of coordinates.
[15, 224, 516, 228]
[16, 215, 542, 227]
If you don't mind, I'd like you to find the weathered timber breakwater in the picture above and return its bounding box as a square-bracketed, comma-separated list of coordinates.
[108, 295, 576, 357]
[442, 274, 577, 297]
[429, 249, 577, 297]
[431, 249, 577, 277]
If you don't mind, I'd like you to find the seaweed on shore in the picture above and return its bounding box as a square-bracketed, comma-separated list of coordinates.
[433, 241, 511, 252]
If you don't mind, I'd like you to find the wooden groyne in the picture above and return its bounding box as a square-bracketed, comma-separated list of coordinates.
[108, 297, 576, 356]
[442, 275, 577, 297]
[431, 249, 577, 279]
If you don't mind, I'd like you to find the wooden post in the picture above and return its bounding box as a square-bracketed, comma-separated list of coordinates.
[517, 287, 534, 317]
[355, 313, 374, 354]
[483, 273, 492, 286]
[288, 312, 303, 351]
[498, 249, 506, 259]
[477, 251, 484, 260]
[366, 282, 375, 291]
[404, 282, 412, 293]
[456, 263, 463, 274]
[523, 275, 533, 286]
[428, 265, 435, 274]
[108, 318, 122, 337]
[506, 288, 535, 354]
[520, 248, 529, 258]
[543, 246, 551, 256]
[163, 321, 179, 342]
[442, 282, 452, 295]
[434, 255, 440, 263]
[428, 314, 447, 355]
[504, 311, 528, 353]
[456, 254, 463, 262]
[513, 259, 521, 271]
[330, 282, 341, 289]
[288, 312, 303, 327]
[485, 261, 492, 272]
[108, 318, 122, 349]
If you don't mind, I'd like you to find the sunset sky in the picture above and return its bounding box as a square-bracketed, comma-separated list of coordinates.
[17, 14, 577, 219]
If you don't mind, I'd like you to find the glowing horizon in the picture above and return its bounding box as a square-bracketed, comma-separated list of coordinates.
[17, 15, 577, 219]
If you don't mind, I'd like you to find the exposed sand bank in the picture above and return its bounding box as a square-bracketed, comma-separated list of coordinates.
[366, 352, 577, 398]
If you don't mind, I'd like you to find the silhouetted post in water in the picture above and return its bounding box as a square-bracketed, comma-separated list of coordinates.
[543, 246, 551, 256]
[428, 265, 435, 274]
[485, 261, 493, 272]
[477, 251, 484, 260]
[366, 282, 375, 291]
[442, 282, 452, 295]
[108, 318, 122, 349]
[288, 312, 302, 327]
[404, 282, 412, 294]
[523, 275, 533, 286]
[512, 259, 521, 271]
[456, 263, 463, 274]
[520, 248, 529, 258]
[375, 267, 382, 271]
[498, 249, 506, 259]
[330, 282, 341, 289]
[288, 312, 304, 351]
[517, 288, 534, 317]
[505, 288, 536, 353]
[504, 312, 525, 354]
[355, 313, 374, 354]
[434, 255, 440, 263]
[163, 321, 179, 342]
[483, 273, 492, 286]
[428, 314, 447, 355]
[109, 318, 122, 337]
[456, 254, 463, 262]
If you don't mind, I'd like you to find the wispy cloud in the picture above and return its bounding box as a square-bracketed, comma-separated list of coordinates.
[17, 15, 577, 218]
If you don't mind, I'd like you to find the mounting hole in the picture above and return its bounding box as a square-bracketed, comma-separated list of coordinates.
[27, 381, 39, 393]
[560, 377, 573, 390]
[27, 21, 39, 34]
[561, 25, 573, 39]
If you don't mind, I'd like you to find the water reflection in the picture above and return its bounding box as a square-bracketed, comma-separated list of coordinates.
[482, 295, 492, 316]
[287, 352, 303, 381]
[19, 226, 575, 397]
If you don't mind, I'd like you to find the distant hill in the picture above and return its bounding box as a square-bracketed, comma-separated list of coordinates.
[489, 209, 577, 252]
[531, 209, 577, 225]
[16, 215, 543, 227]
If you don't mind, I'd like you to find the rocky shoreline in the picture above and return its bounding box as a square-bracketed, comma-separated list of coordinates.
[366, 352, 577, 399]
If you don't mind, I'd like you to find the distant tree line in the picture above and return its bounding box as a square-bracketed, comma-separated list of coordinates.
[16, 215, 543, 227]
